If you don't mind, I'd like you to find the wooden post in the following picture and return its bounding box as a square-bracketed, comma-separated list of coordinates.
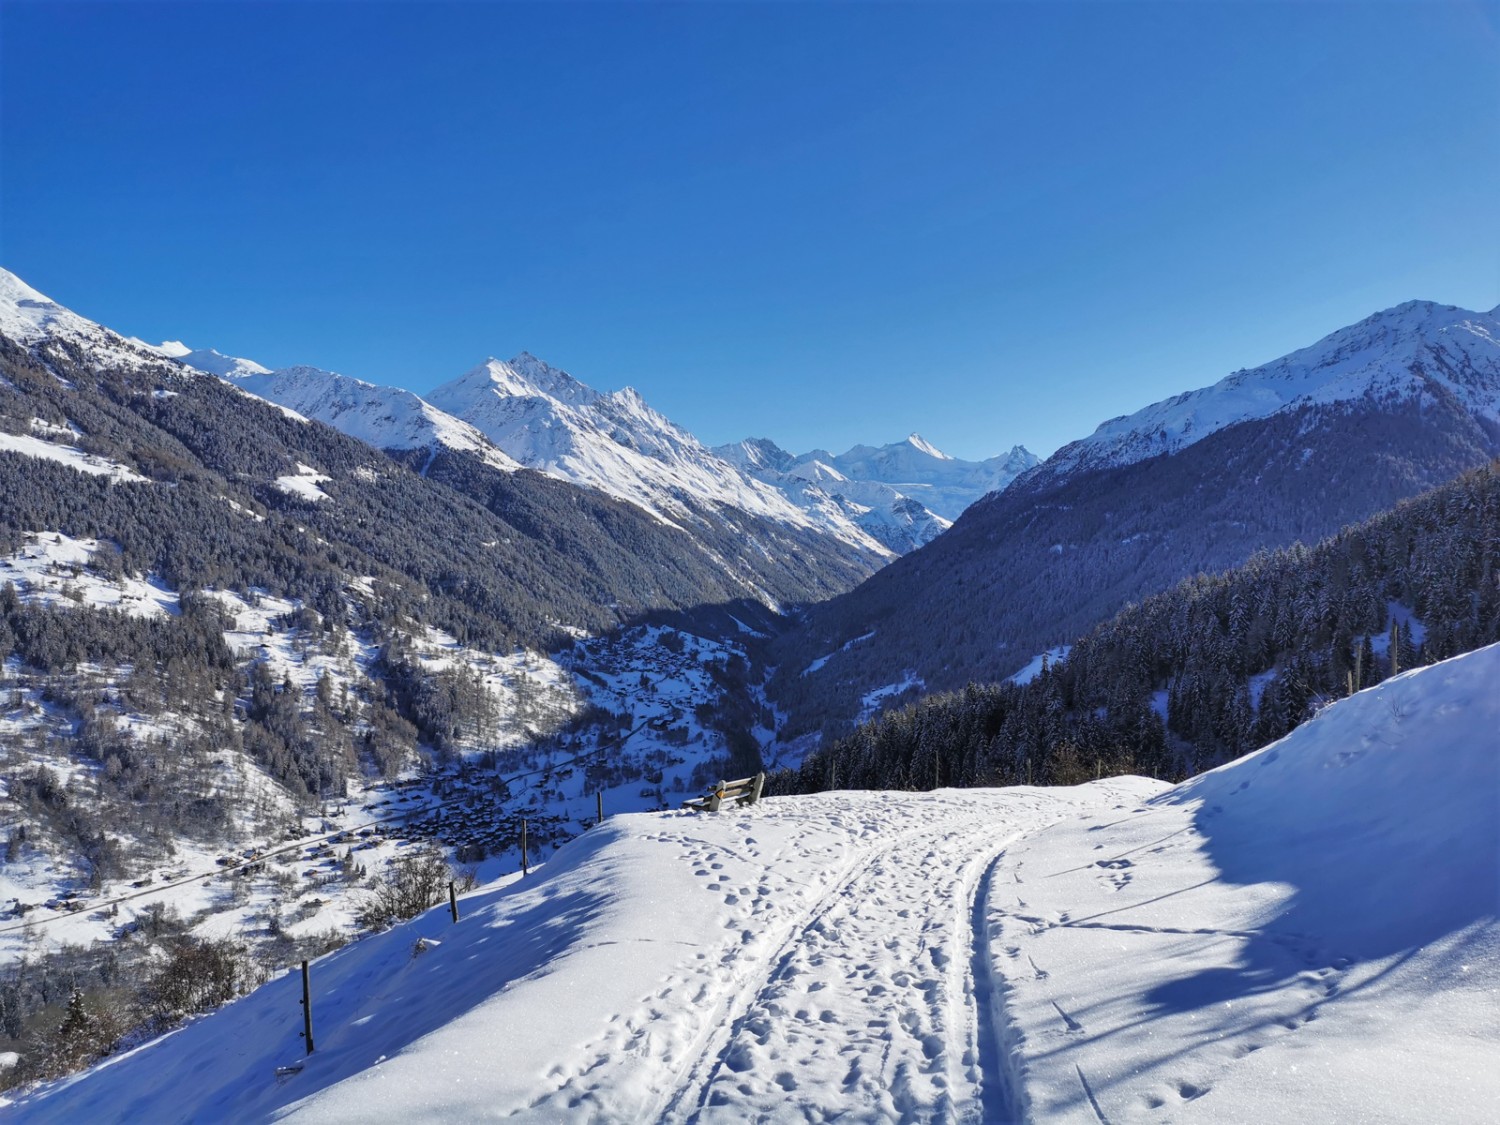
[1390, 622, 1400, 677]
[301, 960, 314, 1054]
[596, 791, 603, 826]
[448, 880, 458, 923]
[520, 819, 529, 877]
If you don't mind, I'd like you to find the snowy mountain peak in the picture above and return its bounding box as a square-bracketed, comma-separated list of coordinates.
[426, 354, 890, 545]
[154, 343, 271, 378]
[0, 266, 188, 373]
[713, 437, 798, 475]
[0, 266, 49, 303]
[223, 364, 521, 472]
[810, 435, 1039, 521]
[0, 267, 90, 345]
[904, 433, 952, 460]
[1041, 298, 1500, 482]
[440, 355, 602, 410]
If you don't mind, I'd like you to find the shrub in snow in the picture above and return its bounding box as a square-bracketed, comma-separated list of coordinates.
[144, 937, 252, 1029]
[355, 845, 467, 932]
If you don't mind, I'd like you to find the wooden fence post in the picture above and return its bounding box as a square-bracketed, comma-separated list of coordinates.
[520, 819, 529, 877]
[301, 959, 314, 1054]
[448, 880, 458, 923]
[596, 791, 604, 826]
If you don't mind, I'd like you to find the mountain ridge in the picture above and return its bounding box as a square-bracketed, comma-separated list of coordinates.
[768, 296, 1500, 744]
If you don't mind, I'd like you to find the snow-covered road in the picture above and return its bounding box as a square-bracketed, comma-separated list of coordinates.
[10, 647, 1498, 1124]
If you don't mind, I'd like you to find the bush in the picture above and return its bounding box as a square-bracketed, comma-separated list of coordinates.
[355, 844, 457, 931]
[144, 937, 250, 1028]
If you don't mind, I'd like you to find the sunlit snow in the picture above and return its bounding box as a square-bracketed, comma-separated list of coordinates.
[11, 644, 1495, 1123]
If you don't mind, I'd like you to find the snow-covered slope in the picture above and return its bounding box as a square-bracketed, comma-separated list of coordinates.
[0, 269, 169, 373]
[1042, 300, 1500, 482]
[17, 645, 1495, 1123]
[222, 365, 521, 472]
[133, 340, 272, 379]
[716, 436, 955, 554]
[427, 356, 891, 551]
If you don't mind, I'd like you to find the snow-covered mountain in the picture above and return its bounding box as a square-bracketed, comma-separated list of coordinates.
[14, 644, 1496, 1122]
[721, 434, 1038, 523]
[810, 434, 1038, 521]
[423, 355, 903, 554]
[714, 434, 1038, 555]
[0, 270, 170, 373]
[714, 436, 953, 554]
[132, 338, 911, 559]
[772, 297, 1500, 735]
[1038, 300, 1500, 484]
[10, 261, 1024, 561]
[221, 364, 521, 473]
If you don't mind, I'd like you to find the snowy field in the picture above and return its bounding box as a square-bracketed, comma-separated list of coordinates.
[7, 644, 1496, 1123]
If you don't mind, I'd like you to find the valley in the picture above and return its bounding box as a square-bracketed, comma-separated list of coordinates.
[0, 268, 1495, 1119]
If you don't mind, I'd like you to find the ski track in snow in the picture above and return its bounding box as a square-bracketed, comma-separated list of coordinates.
[517, 791, 1083, 1124]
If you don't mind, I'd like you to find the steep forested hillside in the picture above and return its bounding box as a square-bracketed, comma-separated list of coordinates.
[775, 461, 1500, 794]
[772, 381, 1500, 744]
[0, 313, 814, 859]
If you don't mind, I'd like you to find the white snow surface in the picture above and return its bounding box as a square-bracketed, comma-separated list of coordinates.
[0, 270, 100, 348]
[426, 356, 889, 551]
[0, 532, 177, 618]
[135, 341, 272, 379]
[12, 644, 1497, 1123]
[273, 463, 333, 503]
[225, 366, 520, 473]
[1042, 299, 1500, 481]
[1008, 646, 1072, 686]
[0, 431, 149, 483]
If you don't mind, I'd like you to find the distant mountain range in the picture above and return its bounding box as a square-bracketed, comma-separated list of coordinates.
[115, 326, 1034, 558]
[714, 435, 1037, 554]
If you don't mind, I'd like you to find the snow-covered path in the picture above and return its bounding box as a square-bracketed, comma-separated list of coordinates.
[659, 795, 1063, 1122]
[521, 789, 1116, 1123]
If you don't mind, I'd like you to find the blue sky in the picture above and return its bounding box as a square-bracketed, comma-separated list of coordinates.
[3, 1, 1496, 460]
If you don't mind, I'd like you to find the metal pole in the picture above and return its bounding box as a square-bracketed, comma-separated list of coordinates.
[448, 880, 458, 923]
[596, 791, 603, 826]
[521, 819, 529, 877]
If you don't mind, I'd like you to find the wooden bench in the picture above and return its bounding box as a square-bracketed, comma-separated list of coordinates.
[683, 772, 765, 813]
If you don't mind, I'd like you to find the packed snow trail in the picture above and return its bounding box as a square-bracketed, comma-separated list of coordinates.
[658, 802, 1054, 1122]
[521, 789, 1113, 1123]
